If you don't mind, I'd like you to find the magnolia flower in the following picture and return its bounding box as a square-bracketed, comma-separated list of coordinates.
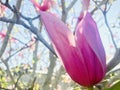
[31, 0, 54, 11]
[32, 0, 106, 87]
[40, 10, 106, 87]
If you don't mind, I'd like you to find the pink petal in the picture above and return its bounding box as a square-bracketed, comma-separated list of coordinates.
[40, 11, 92, 86]
[30, 0, 41, 10]
[40, 11, 75, 60]
[0, 32, 6, 38]
[40, 11, 106, 87]
[31, 0, 53, 11]
[75, 11, 106, 84]
[82, 0, 90, 10]
[40, 0, 54, 11]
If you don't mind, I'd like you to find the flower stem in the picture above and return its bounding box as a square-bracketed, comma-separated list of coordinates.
[88, 86, 94, 90]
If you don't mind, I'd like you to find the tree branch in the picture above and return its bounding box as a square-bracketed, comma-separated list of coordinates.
[42, 45, 56, 90]
[0, 0, 22, 58]
[61, 0, 67, 22]
[0, 15, 56, 57]
[1, 59, 22, 90]
[93, 0, 117, 50]
[92, 0, 119, 72]
[91, 0, 108, 14]
[107, 48, 120, 72]
[14, 74, 23, 89]
[66, 0, 77, 11]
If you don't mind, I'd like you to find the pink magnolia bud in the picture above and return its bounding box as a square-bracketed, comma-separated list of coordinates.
[39, 0, 106, 87]
[82, 0, 90, 10]
[40, 10, 106, 87]
[31, 0, 54, 11]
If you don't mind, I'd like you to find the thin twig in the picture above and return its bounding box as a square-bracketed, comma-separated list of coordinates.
[93, 0, 117, 50]
[93, 0, 119, 72]
[3, 40, 37, 63]
[0, 16, 57, 56]
[0, 1, 56, 56]
[91, 0, 108, 14]
[103, 12, 117, 50]
[14, 74, 23, 89]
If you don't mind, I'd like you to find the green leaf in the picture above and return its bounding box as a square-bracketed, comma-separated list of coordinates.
[104, 80, 120, 90]
[109, 81, 120, 90]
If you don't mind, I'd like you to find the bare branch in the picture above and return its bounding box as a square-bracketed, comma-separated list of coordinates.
[28, 77, 37, 90]
[0, 16, 57, 56]
[91, 0, 108, 14]
[0, 0, 14, 12]
[66, 0, 77, 11]
[93, 0, 117, 50]
[103, 0, 117, 50]
[2, 40, 36, 63]
[93, 0, 119, 72]
[107, 48, 120, 72]
[107, 67, 120, 76]
[103, 12, 117, 50]
[0, 0, 57, 57]
[0, 0, 22, 58]
[14, 74, 23, 89]
[61, 0, 66, 11]
[42, 45, 56, 90]
[61, 0, 67, 22]
[1, 58, 22, 90]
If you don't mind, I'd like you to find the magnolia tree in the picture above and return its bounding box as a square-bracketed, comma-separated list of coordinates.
[0, 0, 120, 90]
